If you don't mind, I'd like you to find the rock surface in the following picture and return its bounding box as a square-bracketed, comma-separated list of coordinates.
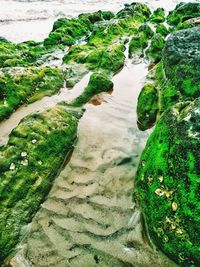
[136, 99, 200, 266]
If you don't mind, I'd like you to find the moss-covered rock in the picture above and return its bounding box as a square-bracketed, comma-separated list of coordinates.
[137, 25, 200, 131]
[150, 8, 165, 24]
[156, 24, 170, 38]
[44, 11, 114, 46]
[116, 2, 151, 20]
[0, 67, 64, 121]
[146, 33, 165, 63]
[163, 26, 200, 100]
[64, 43, 125, 75]
[137, 83, 159, 131]
[64, 63, 89, 88]
[63, 2, 152, 70]
[71, 71, 113, 106]
[129, 24, 154, 58]
[0, 41, 56, 68]
[0, 105, 79, 261]
[167, 2, 200, 27]
[136, 99, 200, 266]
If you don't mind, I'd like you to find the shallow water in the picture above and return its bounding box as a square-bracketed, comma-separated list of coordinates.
[10, 52, 176, 267]
[0, 0, 197, 42]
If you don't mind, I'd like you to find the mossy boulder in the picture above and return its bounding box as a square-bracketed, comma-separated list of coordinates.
[136, 99, 200, 266]
[0, 37, 10, 43]
[0, 41, 56, 68]
[116, 2, 151, 20]
[71, 71, 113, 106]
[167, 2, 200, 26]
[137, 83, 159, 131]
[146, 33, 165, 63]
[44, 11, 114, 46]
[0, 105, 79, 261]
[64, 43, 125, 75]
[0, 67, 64, 121]
[86, 44, 125, 73]
[129, 24, 154, 58]
[156, 24, 170, 38]
[163, 26, 200, 100]
[150, 8, 165, 24]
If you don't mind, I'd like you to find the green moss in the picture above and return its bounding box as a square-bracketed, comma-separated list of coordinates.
[129, 24, 154, 58]
[167, 3, 200, 26]
[0, 67, 64, 121]
[146, 34, 165, 63]
[64, 3, 152, 68]
[44, 11, 114, 46]
[136, 99, 200, 266]
[116, 2, 151, 20]
[71, 71, 113, 106]
[0, 41, 57, 68]
[87, 44, 125, 73]
[150, 8, 165, 24]
[0, 105, 79, 261]
[156, 24, 169, 37]
[137, 83, 159, 130]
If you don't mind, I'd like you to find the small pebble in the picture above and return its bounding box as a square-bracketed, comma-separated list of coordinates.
[21, 151, 27, 157]
[172, 202, 178, 211]
[9, 163, 16, 170]
[21, 159, 28, 166]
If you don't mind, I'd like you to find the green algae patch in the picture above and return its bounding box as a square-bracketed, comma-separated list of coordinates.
[0, 67, 64, 121]
[71, 71, 113, 107]
[0, 41, 57, 68]
[137, 83, 159, 131]
[44, 11, 114, 46]
[146, 33, 165, 63]
[136, 99, 200, 266]
[163, 27, 200, 101]
[0, 105, 79, 261]
[129, 23, 154, 58]
[63, 3, 152, 74]
[150, 8, 165, 24]
[137, 26, 200, 131]
[167, 2, 200, 27]
[156, 24, 170, 38]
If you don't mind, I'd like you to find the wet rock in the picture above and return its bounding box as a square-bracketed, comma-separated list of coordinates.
[0, 36, 10, 43]
[44, 11, 114, 46]
[164, 27, 200, 100]
[137, 83, 158, 131]
[167, 2, 200, 26]
[71, 71, 113, 106]
[136, 98, 200, 266]
[129, 24, 154, 58]
[137, 25, 200, 131]
[0, 105, 78, 261]
[150, 8, 165, 24]
[0, 67, 64, 121]
[156, 24, 170, 38]
[146, 33, 165, 63]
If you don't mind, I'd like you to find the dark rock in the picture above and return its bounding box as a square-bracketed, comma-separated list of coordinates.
[164, 26, 200, 99]
[168, 2, 200, 26]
